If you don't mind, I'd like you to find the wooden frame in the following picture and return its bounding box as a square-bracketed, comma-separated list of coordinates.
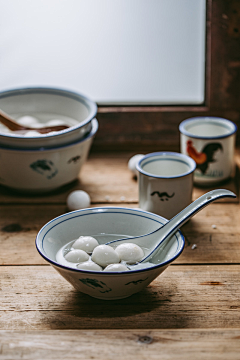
[93, 0, 240, 152]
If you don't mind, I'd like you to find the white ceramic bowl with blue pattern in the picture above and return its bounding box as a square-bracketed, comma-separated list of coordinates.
[0, 87, 97, 149]
[36, 207, 185, 300]
[0, 118, 98, 193]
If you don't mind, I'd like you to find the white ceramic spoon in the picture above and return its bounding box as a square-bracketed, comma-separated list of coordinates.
[106, 189, 236, 267]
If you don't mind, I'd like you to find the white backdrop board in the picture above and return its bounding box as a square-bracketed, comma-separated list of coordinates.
[0, 0, 206, 105]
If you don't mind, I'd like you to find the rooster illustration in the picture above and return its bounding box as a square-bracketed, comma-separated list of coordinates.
[186, 140, 223, 174]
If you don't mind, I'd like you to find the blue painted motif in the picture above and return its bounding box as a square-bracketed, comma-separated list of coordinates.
[79, 278, 112, 293]
[125, 277, 148, 286]
[30, 159, 58, 179]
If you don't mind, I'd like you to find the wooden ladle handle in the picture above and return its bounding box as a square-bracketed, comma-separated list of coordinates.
[0, 109, 26, 131]
[0, 109, 69, 134]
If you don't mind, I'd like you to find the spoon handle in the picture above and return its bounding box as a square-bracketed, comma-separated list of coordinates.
[0, 109, 69, 133]
[0, 109, 25, 131]
[142, 189, 236, 262]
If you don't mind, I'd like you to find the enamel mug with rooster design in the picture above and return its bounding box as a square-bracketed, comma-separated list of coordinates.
[179, 117, 237, 185]
[136, 152, 196, 219]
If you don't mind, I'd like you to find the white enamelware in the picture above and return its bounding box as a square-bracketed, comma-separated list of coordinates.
[36, 207, 185, 300]
[0, 87, 97, 149]
[179, 117, 237, 185]
[136, 152, 196, 219]
[0, 118, 98, 193]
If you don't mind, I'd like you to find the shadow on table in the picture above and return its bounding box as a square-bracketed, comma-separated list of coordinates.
[40, 283, 189, 329]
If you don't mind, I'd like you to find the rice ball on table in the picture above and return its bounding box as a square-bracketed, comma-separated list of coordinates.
[67, 190, 91, 211]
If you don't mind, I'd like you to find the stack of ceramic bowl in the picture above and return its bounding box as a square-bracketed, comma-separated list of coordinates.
[0, 87, 98, 193]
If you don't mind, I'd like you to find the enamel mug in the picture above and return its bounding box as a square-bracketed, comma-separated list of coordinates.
[136, 152, 196, 219]
[179, 117, 237, 185]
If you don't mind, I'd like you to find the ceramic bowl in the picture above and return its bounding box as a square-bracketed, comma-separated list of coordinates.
[0, 87, 97, 149]
[0, 118, 98, 193]
[36, 207, 185, 300]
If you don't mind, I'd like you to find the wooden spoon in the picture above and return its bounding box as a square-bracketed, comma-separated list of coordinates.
[0, 109, 69, 134]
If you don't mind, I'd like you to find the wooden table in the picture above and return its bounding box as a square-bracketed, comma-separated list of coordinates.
[1, 151, 240, 359]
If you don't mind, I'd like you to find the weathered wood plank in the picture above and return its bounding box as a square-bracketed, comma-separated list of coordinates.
[1, 329, 240, 360]
[0, 202, 238, 235]
[0, 265, 240, 330]
[0, 152, 238, 205]
[179, 233, 240, 264]
[1, 230, 240, 265]
[0, 203, 240, 265]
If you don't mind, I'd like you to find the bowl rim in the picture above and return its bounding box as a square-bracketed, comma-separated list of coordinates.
[136, 151, 196, 179]
[179, 116, 237, 139]
[0, 118, 98, 152]
[35, 206, 185, 275]
[0, 86, 98, 140]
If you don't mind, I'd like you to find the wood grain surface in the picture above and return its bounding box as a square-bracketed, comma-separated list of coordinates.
[0, 329, 240, 360]
[1, 265, 240, 330]
[0, 151, 240, 358]
[0, 201, 239, 265]
[1, 1, 240, 356]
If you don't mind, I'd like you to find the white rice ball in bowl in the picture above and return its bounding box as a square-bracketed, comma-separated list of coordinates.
[36, 207, 185, 300]
[0, 87, 97, 149]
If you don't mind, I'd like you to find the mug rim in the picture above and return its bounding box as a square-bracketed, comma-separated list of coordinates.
[136, 151, 196, 179]
[179, 116, 237, 140]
